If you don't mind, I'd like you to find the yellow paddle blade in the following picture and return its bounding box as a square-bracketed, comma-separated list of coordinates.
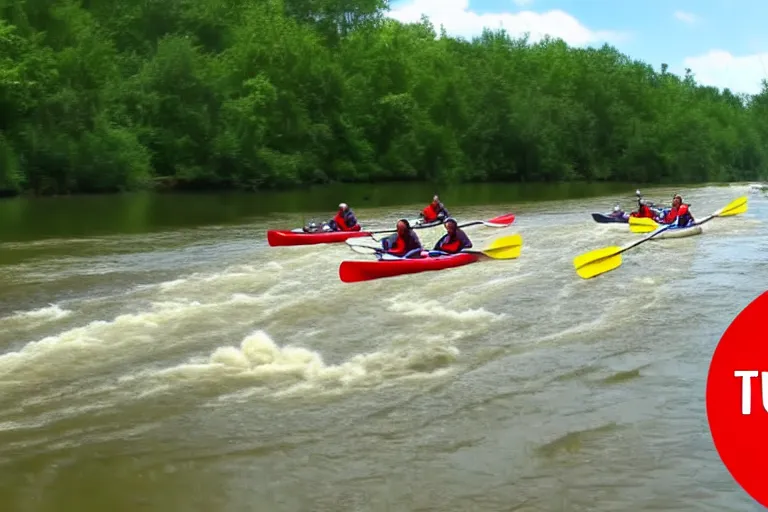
[629, 216, 658, 227]
[716, 196, 748, 217]
[628, 216, 658, 233]
[629, 222, 657, 233]
[478, 233, 523, 259]
[573, 246, 623, 279]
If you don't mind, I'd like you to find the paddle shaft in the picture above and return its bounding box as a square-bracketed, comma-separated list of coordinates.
[350, 243, 457, 255]
[431, 248, 492, 257]
[632, 205, 728, 231]
[368, 218, 469, 235]
[624, 199, 741, 252]
[369, 213, 516, 235]
[615, 223, 674, 255]
[348, 235, 521, 259]
[351, 245, 483, 259]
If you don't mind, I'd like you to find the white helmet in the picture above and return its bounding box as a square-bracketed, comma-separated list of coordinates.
[338, 203, 348, 210]
[614, 205, 621, 212]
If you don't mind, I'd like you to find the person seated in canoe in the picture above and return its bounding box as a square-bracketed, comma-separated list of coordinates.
[630, 199, 656, 218]
[381, 219, 423, 258]
[608, 204, 628, 219]
[419, 195, 450, 225]
[326, 203, 361, 232]
[432, 218, 472, 254]
[628, 191, 655, 218]
[657, 195, 694, 227]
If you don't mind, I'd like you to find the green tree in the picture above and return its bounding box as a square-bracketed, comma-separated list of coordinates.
[0, 0, 765, 196]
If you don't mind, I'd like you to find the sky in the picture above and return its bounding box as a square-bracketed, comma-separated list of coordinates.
[388, 0, 768, 95]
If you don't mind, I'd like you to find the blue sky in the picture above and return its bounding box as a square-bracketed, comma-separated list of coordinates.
[388, 0, 768, 94]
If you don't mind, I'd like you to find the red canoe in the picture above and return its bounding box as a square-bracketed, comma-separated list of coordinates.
[266, 213, 516, 247]
[267, 229, 370, 247]
[339, 252, 480, 283]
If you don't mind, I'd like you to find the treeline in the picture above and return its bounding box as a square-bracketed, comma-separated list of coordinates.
[1, 0, 767, 196]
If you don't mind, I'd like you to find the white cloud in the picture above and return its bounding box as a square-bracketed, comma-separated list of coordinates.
[673, 10, 698, 24]
[682, 50, 768, 95]
[388, 0, 627, 47]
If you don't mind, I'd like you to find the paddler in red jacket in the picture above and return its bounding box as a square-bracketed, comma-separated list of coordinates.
[381, 219, 423, 258]
[631, 199, 655, 218]
[419, 195, 450, 224]
[658, 195, 694, 226]
[629, 190, 655, 218]
[327, 203, 361, 232]
[433, 218, 472, 253]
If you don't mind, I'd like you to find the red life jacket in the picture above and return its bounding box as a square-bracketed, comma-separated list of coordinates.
[438, 235, 463, 253]
[332, 212, 349, 230]
[631, 204, 652, 218]
[663, 206, 679, 224]
[332, 211, 360, 231]
[389, 235, 407, 255]
[422, 204, 439, 222]
[677, 204, 693, 225]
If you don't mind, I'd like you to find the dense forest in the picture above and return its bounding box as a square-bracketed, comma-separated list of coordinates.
[1, 0, 767, 196]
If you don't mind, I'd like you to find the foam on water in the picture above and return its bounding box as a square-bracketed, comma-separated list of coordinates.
[0, 295, 270, 384]
[0, 304, 71, 324]
[0, 243, 474, 429]
[387, 299, 502, 322]
[117, 329, 461, 401]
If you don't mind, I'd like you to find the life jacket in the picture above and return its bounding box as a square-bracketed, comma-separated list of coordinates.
[332, 212, 348, 230]
[676, 204, 693, 226]
[631, 204, 652, 218]
[389, 234, 407, 256]
[388, 231, 422, 256]
[662, 206, 679, 224]
[438, 234, 463, 253]
[422, 204, 440, 223]
[332, 210, 360, 231]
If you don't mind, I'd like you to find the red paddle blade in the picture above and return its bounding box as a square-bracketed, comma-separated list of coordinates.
[485, 213, 515, 226]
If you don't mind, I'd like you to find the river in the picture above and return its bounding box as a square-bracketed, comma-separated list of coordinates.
[0, 183, 764, 511]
